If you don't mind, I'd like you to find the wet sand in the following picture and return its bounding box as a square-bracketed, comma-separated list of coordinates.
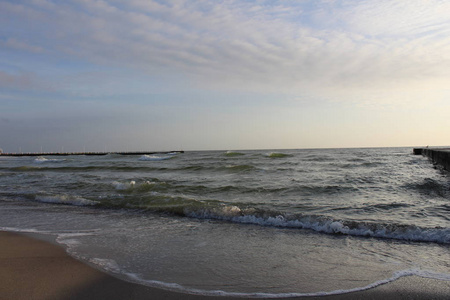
[0, 231, 448, 300]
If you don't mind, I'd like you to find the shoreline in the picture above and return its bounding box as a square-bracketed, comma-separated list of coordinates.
[1, 231, 449, 299]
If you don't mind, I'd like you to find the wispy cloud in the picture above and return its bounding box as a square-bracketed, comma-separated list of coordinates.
[1, 0, 449, 104]
[0, 70, 38, 90]
[1, 38, 44, 53]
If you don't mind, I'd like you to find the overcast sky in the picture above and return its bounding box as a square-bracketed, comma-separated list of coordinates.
[1, 0, 449, 152]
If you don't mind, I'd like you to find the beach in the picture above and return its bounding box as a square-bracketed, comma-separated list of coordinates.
[1, 231, 449, 300]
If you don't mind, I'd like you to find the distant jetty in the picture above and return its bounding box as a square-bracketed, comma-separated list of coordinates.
[0, 151, 184, 157]
[413, 147, 450, 171]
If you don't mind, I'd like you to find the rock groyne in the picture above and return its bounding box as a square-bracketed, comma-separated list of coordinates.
[413, 147, 450, 171]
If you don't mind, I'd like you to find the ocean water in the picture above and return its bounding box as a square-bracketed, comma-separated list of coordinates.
[0, 148, 449, 297]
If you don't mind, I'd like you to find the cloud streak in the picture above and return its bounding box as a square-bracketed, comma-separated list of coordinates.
[1, 0, 449, 102]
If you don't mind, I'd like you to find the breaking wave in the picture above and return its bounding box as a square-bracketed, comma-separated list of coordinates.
[139, 155, 173, 161]
[28, 191, 449, 244]
[35, 194, 99, 206]
[113, 180, 136, 190]
[183, 205, 449, 244]
[34, 157, 67, 163]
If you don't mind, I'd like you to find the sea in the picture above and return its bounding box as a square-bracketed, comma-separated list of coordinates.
[0, 147, 449, 297]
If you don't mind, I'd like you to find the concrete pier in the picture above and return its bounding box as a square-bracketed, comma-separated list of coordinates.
[0, 151, 184, 157]
[413, 147, 450, 171]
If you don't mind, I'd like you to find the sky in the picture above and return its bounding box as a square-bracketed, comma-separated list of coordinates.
[1, 0, 450, 152]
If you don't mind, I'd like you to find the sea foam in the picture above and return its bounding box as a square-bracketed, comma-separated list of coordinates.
[34, 156, 66, 163]
[184, 206, 450, 244]
[35, 194, 98, 206]
[107, 267, 450, 298]
[113, 181, 136, 190]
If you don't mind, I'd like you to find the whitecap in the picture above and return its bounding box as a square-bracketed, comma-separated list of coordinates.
[184, 208, 450, 244]
[35, 194, 98, 206]
[113, 181, 136, 190]
[139, 155, 172, 161]
[34, 156, 66, 163]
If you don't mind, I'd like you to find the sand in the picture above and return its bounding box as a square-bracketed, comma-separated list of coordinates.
[0, 231, 448, 300]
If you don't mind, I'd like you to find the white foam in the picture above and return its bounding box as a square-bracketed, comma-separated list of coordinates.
[2, 228, 447, 298]
[54, 232, 98, 255]
[35, 194, 99, 206]
[113, 180, 136, 190]
[33, 156, 66, 163]
[225, 151, 244, 155]
[0, 227, 99, 237]
[0, 227, 99, 260]
[139, 155, 172, 161]
[0, 226, 52, 234]
[89, 258, 123, 274]
[58, 238, 81, 247]
[112, 268, 450, 298]
[58, 232, 97, 239]
[185, 209, 450, 244]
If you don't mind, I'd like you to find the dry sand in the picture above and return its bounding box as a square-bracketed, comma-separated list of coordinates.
[0, 231, 448, 300]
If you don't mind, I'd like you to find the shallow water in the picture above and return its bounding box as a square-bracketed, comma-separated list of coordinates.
[0, 148, 449, 296]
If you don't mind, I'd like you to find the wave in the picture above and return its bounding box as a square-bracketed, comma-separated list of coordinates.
[107, 179, 359, 197]
[111, 180, 167, 193]
[403, 178, 449, 198]
[225, 151, 245, 157]
[120, 268, 450, 298]
[4, 224, 445, 298]
[53, 189, 446, 244]
[5, 226, 447, 298]
[368, 202, 411, 210]
[331, 161, 386, 169]
[139, 155, 173, 161]
[224, 164, 255, 172]
[182, 164, 258, 173]
[6, 164, 258, 174]
[266, 152, 291, 158]
[34, 156, 66, 164]
[8, 165, 166, 173]
[302, 154, 334, 162]
[17, 187, 449, 244]
[35, 194, 99, 206]
[113, 180, 136, 190]
[11, 166, 41, 171]
[184, 206, 449, 244]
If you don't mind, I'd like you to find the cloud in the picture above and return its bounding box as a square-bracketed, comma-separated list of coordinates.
[0, 71, 36, 90]
[330, 0, 450, 37]
[2, 38, 44, 53]
[1, 0, 449, 103]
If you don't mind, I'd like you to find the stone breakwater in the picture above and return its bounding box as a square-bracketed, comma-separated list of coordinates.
[0, 151, 184, 157]
[413, 148, 450, 171]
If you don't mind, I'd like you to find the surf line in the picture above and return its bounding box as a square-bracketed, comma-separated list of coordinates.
[114, 268, 450, 298]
